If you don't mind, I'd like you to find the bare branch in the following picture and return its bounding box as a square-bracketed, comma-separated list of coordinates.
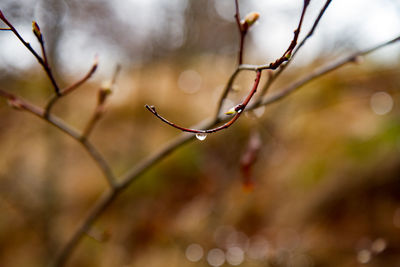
[234, 0, 245, 65]
[81, 65, 120, 140]
[253, 35, 400, 109]
[214, 68, 241, 118]
[0, 12, 61, 95]
[0, 89, 116, 187]
[146, 71, 262, 134]
[45, 58, 99, 117]
[293, 0, 333, 58]
[51, 189, 117, 267]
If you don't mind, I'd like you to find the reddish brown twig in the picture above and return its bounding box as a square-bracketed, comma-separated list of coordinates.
[264, 0, 311, 70]
[1, 11, 100, 118]
[44, 58, 99, 117]
[0, 11, 61, 95]
[293, 0, 332, 58]
[234, 0, 245, 65]
[212, 0, 312, 119]
[146, 70, 262, 134]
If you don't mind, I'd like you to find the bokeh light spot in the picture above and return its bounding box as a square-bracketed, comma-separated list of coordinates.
[178, 70, 202, 94]
[357, 249, 371, 264]
[185, 243, 204, 262]
[370, 91, 393, 115]
[207, 248, 225, 267]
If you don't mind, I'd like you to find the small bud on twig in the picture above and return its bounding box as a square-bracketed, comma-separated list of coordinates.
[241, 12, 260, 30]
[225, 106, 237, 116]
[225, 103, 244, 116]
[98, 85, 113, 106]
[32, 21, 42, 42]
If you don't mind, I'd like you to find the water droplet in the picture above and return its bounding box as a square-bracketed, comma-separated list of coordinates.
[196, 133, 207, 141]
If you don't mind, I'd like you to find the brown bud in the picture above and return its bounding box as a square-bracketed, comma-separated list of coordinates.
[98, 84, 112, 105]
[32, 21, 42, 41]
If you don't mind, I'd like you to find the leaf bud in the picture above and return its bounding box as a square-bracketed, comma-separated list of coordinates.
[32, 21, 42, 41]
[244, 12, 260, 27]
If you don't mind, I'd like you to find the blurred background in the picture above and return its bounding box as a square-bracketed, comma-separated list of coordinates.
[0, 0, 400, 266]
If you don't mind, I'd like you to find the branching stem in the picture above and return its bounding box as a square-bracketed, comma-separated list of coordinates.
[146, 71, 262, 134]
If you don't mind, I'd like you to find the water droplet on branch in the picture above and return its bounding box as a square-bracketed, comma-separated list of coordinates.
[196, 133, 207, 141]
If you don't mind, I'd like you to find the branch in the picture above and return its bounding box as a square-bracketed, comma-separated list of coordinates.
[214, 68, 241, 118]
[293, 0, 332, 58]
[268, 0, 333, 83]
[52, 35, 400, 267]
[267, 0, 310, 70]
[234, 0, 243, 65]
[145, 70, 262, 134]
[210, 0, 312, 120]
[81, 65, 121, 140]
[0, 12, 61, 95]
[234, 0, 332, 106]
[45, 58, 99, 117]
[254, 35, 400, 109]
[0, 89, 116, 188]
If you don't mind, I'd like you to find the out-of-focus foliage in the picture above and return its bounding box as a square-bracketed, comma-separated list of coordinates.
[1, 1, 400, 267]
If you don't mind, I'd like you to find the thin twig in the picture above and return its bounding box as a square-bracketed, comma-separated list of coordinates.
[267, 0, 310, 70]
[146, 71, 262, 134]
[50, 189, 118, 267]
[0, 89, 116, 187]
[45, 59, 99, 117]
[274, 0, 333, 78]
[257, 0, 333, 96]
[81, 65, 120, 140]
[207, 0, 311, 122]
[293, 0, 332, 58]
[234, 0, 245, 65]
[253, 35, 400, 109]
[214, 68, 241, 118]
[0, 12, 61, 95]
[234, 0, 312, 72]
